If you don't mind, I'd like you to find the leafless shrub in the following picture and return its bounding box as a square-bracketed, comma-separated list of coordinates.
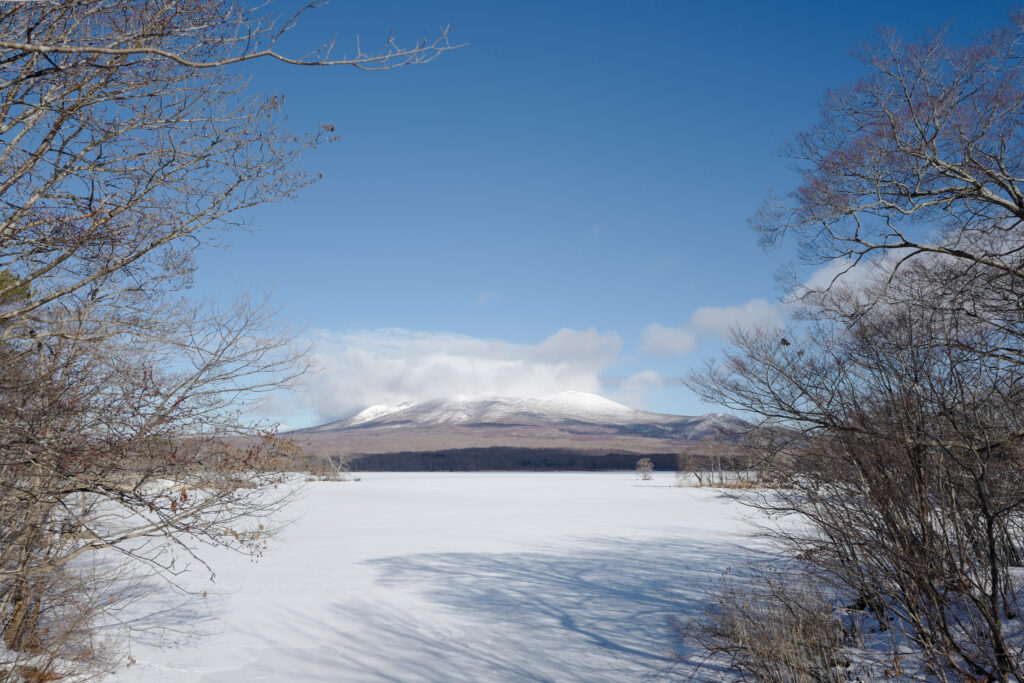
[679, 568, 857, 682]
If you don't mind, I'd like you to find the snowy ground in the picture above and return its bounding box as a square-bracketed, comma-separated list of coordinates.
[108, 472, 760, 682]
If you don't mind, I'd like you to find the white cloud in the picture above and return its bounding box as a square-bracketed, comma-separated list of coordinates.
[798, 259, 859, 295]
[786, 258, 876, 305]
[610, 369, 665, 408]
[295, 327, 624, 421]
[642, 298, 785, 356]
[792, 249, 937, 303]
[689, 299, 783, 337]
[531, 327, 622, 366]
[640, 323, 698, 355]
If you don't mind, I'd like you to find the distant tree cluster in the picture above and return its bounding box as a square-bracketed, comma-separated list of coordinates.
[674, 440, 758, 488]
[685, 13, 1024, 682]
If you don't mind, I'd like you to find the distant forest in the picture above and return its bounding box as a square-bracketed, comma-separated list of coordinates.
[345, 448, 685, 471]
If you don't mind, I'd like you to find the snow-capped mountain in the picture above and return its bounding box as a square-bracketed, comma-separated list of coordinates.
[288, 392, 747, 457]
[317, 391, 650, 429]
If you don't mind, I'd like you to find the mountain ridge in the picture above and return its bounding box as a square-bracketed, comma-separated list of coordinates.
[285, 392, 747, 458]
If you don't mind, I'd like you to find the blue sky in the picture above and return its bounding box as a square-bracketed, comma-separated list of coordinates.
[193, 1, 1020, 426]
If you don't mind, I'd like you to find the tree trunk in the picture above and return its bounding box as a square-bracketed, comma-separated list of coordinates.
[4, 579, 42, 653]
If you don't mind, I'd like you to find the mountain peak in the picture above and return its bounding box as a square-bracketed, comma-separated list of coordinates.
[530, 391, 638, 419]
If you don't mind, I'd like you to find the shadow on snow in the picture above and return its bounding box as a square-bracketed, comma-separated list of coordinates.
[227, 533, 761, 682]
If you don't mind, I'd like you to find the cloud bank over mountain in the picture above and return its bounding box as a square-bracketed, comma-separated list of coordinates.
[296, 327, 625, 421]
[261, 295, 791, 427]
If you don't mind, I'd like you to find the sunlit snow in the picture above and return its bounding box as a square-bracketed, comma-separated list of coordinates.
[111, 472, 757, 682]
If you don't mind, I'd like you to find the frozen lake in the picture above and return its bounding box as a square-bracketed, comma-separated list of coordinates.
[111, 472, 757, 682]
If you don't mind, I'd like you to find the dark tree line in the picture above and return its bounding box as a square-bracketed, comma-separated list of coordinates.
[343, 448, 687, 472]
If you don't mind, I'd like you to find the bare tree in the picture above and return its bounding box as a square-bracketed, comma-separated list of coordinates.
[635, 457, 654, 481]
[755, 13, 1024, 299]
[689, 259, 1024, 681]
[686, 13, 1024, 682]
[0, 1, 454, 677]
[675, 452, 703, 487]
[707, 440, 730, 487]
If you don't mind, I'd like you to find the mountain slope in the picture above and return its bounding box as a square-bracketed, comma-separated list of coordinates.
[287, 392, 748, 457]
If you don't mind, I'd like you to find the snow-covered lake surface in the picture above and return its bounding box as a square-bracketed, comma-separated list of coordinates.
[111, 472, 758, 682]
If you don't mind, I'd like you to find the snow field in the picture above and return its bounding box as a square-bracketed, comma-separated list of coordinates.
[111, 472, 757, 682]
